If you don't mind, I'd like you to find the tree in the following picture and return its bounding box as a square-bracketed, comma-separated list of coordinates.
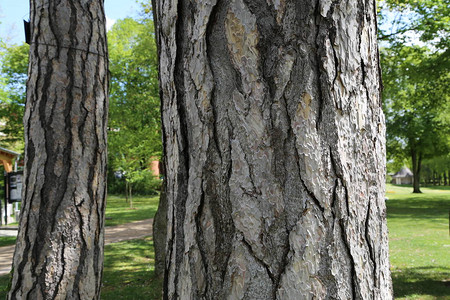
[0, 43, 29, 151]
[107, 17, 161, 198]
[379, 1, 450, 193]
[153, 0, 392, 298]
[8, 0, 108, 298]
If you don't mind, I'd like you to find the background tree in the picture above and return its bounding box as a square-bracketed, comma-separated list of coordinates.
[0, 43, 28, 151]
[107, 17, 161, 198]
[8, 0, 108, 298]
[379, 0, 450, 193]
[154, 0, 392, 298]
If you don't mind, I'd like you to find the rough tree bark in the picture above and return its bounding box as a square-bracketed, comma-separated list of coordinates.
[8, 0, 108, 299]
[154, 0, 392, 298]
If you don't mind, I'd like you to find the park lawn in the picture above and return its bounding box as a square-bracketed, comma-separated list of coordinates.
[386, 184, 450, 299]
[101, 236, 162, 299]
[105, 194, 160, 226]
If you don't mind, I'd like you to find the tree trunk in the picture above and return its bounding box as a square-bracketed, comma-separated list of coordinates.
[444, 171, 448, 186]
[411, 150, 422, 193]
[8, 1, 108, 299]
[154, 0, 392, 298]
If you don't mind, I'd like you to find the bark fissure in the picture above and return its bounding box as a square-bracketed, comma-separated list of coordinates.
[365, 200, 377, 292]
[241, 237, 275, 285]
[52, 235, 67, 299]
[171, 0, 191, 296]
[339, 219, 358, 300]
[194, 183, 209, 298]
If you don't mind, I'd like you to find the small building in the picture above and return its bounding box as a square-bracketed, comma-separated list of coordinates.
[391, 167, 414, 185]
[0, 146, 20, 173]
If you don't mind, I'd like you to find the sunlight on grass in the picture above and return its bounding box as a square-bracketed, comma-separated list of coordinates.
[386, 184, 450, 300]
[0, 236, 16, 247]
[105, 194, 160, 227]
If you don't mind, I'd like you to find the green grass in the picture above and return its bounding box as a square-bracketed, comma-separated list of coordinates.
[101, 237, 162, 299]
[0, 273, 10, 299]
[0, 236, 16, 247]
[386, 184, 450, 299]
[0, 237, 163, 299]
[105, 194, 160, 227]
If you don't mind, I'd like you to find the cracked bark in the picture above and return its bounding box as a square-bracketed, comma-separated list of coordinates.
[154, 0, 392, 298]
[8, 1, 108, 299]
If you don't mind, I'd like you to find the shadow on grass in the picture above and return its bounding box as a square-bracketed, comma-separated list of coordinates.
[0, 273, 10, 299]
[101, 237, 162, 299]
[389, 184, 450, 191]
[392, 266, 450, 299]
[387, 197, 449, 220]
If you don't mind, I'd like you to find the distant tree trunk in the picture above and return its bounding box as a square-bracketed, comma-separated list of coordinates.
[154, 0, 392, 298]
[444, 171, 448, 186]
[8, 0, 108, 299]
[411, 150, 422, 193]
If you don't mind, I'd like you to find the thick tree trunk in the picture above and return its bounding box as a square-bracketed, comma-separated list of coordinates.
[154, 0, 392, 298]
[411, 150, 422, 193]
[8, 1, 108, 299]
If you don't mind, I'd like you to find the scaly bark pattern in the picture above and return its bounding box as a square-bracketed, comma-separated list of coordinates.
[154, 0, 392, 298]
[8, 0, 108, 299]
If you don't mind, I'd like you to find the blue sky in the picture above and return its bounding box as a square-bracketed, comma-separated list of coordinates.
[0, 0, 141, 45]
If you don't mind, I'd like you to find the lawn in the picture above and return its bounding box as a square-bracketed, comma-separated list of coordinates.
[386, 184, 450, 299]
[101, 237, 162, 299]
[105, 194, 160, 226]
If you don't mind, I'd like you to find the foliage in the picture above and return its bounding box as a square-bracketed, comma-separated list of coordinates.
[378, 0, 449, 50]
[0, 43, 28, 151]
[378, 0, 450, 192]
[107, 17, 161, 198]
[386, 184, 450, 299]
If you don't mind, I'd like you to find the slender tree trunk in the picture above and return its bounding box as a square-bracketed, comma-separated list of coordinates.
[444, 171, 448, 186]
[154, 0, 392, 298]
[8, 1, 108, 299]
[411, 150, 422, 193]
[129, 184, 133, 209]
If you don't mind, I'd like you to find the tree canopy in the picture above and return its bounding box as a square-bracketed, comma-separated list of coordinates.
[107, 16, 162, 197]
[0, 43, 28, 151]
[378, 0, 450, 191]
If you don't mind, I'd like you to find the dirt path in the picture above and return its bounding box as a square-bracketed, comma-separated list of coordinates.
[0, 218, 153, 276]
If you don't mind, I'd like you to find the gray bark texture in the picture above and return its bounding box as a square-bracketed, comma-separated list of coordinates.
[8, 0, 108, 299]
[153, 0, 392, 298]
